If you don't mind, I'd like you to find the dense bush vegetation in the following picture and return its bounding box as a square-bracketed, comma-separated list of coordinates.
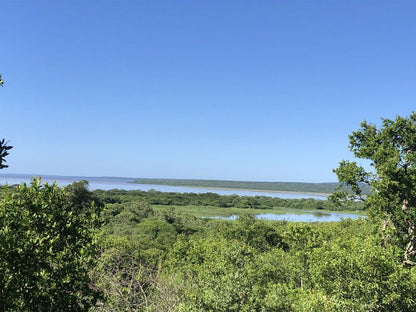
[90, 197, 416, 311]
[2, 182, 405, 311]
[88, 113, 416, 311]
[3, 113, 416, 310]
[0, 179, 103, 311]
[93, 188, 364, 211]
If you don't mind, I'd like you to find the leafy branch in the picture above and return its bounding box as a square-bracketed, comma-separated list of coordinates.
[0, 139, 12, 169]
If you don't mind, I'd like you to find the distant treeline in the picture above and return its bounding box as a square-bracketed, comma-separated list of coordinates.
[131, 178, 371, 194]
[93, 189, 364, 211]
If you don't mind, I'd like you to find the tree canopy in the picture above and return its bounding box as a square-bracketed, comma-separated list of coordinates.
[332, 112, 416, 266]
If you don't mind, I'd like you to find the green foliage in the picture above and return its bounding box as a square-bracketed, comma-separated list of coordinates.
[332, 112, 416, 266]
[90, 186, 416, 311]
[0, 178, 102, 311]
[156, 216, 415, 311]
[93, 189, 364, 212]
[94, 199, 209, 311]
[330, 160, 369, 202]
[65, 180, 103, 215]
[0, 185, 15, 200]
[91, 236, 159, 312]
[0, 139, 12, 169]
[101, 202, 154, 236]
[166, 235, 266, 311]
[308, 235, 416, 311]
[88, 113, 416, 311]
[219, 214, 288, 251]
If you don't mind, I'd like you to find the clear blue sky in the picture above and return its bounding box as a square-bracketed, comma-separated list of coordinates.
[1, 1, 415, 182]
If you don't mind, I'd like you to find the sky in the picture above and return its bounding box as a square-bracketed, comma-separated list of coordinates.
[1, 1, 415, 182]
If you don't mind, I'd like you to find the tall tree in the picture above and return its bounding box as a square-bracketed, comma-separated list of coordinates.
[331, 112, 416, 266]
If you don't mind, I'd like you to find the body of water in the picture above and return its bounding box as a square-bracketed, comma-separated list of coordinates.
[0, 174, 327, 200]
[1, 174, 364, 221]
[212, 212, 363, 222]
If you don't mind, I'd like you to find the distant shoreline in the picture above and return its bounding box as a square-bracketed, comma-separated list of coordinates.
[131, 183, 331, 197]
[0, 173, 333, 197]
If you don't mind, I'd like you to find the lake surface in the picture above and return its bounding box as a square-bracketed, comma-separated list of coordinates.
[0, 174, 327, 200]
[212, 211, 364, 222]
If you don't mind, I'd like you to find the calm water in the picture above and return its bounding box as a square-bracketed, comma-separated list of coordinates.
[1, 174, 363, 221]
[212, 212, 364, 222]
[0, 174, 327, 200]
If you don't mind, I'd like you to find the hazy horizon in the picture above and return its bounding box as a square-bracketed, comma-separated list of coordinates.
[0, 172, 340, 184]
